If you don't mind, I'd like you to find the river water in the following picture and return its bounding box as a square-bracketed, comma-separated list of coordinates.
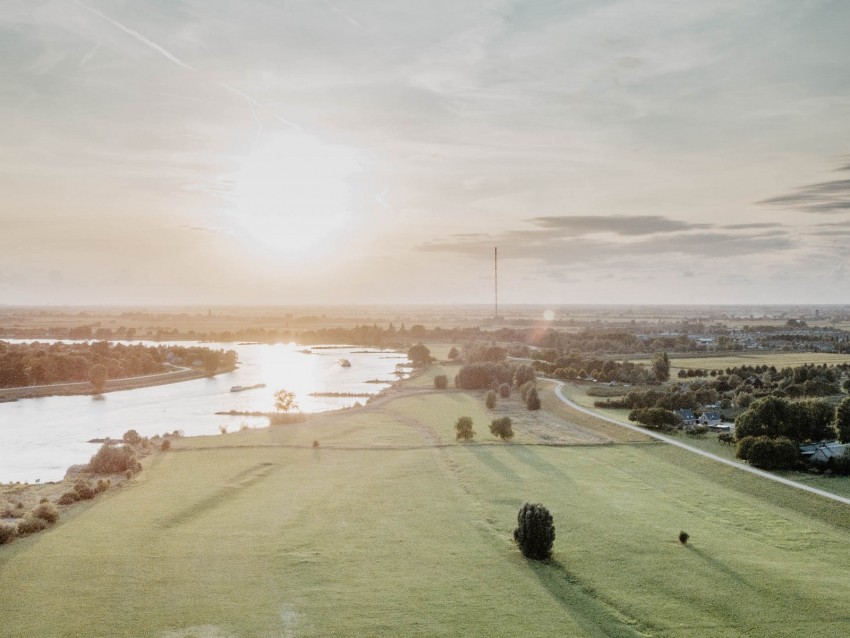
[0, 341, 408, 484]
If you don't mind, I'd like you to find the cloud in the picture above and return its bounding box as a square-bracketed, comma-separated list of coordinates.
[419, 215, 795, 266]
[529, 215, 711, 236]
[759, 160, 850, 214]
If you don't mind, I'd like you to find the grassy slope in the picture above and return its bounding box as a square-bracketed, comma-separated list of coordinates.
[4, 388, 850, 636]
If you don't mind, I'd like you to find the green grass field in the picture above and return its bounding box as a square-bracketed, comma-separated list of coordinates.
[4, 384, 850, 636]
[670, 352, 850, 373]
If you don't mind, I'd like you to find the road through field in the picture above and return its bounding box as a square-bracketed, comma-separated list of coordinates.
[552, 381, 850, 507]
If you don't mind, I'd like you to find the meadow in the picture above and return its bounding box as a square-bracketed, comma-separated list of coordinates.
[3, 380, 850, 636]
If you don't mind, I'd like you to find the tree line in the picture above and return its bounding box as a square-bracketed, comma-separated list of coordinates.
[0, 341, 236, 388]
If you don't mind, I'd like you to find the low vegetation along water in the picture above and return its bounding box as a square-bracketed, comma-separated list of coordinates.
[0, 341, 407, 483]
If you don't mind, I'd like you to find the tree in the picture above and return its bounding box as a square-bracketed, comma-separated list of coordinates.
[836, 397, 850, 443]
[513, 503, 555, 560]
[628, 407, 679, 430]
[490, 416, 514, 440]
[652, 352, 670, 383]
[513, 364, 536, 388]
[485, 390, 497, 409]
[434, 375, 448, 390]
[203, 350, 222, 377]
[89, 363, 108, 394]
[275, 389, 299, 413]
[526, 387, 541, 411]
[447, 346, 460, 360]
[455, 416, 474, 441]
[498, 383, 511, 398]
[407, 343, 432, 367]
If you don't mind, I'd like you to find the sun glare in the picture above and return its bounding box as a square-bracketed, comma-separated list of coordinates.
[226, 131, 363, 258]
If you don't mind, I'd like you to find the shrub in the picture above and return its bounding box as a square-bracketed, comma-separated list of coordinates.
[735, 436, 758, 461]
[490, 417, 514, 441]
[125, 470, 133, 479]
[58, 491, 79, 505]
[447, 346, 459, 360]
[687, 425, 709, 438]
[32, 501, 59, 524]
[718, 432, 734, 445]
[74, 481, 95, 500]
[87, 443, 136, 475]
[513, 503, 555, 560]
[485, 390, 497, 410]
[312, 439, 320, 448]
[628, 407, 680, 430]
[434, 375, 448, 390]
[498, 383, 511, 398]
[17, 515, 48, 535]
[123, 429, 141, 445]
[96, 479, 111, 493]
[519, 380, 535, 401]
[455, 416, 475, 441]
[679, 531, 689, 545]
[160, 439, 171, 451]
[0, 522, 17, 545]
[746, 436, 799, 470]
[526, 387, 541, 411]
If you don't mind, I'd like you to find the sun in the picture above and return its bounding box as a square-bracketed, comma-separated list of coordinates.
[225, 131, 363, 258]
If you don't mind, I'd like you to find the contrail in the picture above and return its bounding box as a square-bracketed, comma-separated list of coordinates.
[74, 0, 195, 72]
[74, 0, 303, 136]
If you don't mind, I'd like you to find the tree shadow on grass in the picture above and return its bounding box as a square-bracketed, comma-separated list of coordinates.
[466, 446, 521, 481]
[685, 545, 757, 591]
[525, 557, 649, 638]
[504, 444, 572, 483]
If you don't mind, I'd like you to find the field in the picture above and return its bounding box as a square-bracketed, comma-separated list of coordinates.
[3, 382, 850, 636]
[670, 352, 850, 373]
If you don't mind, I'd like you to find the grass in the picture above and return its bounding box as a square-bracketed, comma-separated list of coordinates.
[4, 387, 850, 636]
[671, 352, 850, 373]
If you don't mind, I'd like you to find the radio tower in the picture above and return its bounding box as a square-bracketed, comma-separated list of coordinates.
[494, 247, 498, 322]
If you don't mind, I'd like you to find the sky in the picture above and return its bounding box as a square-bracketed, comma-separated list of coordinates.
[2, 0, 850, 306]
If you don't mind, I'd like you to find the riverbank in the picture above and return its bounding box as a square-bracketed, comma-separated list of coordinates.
[5, 369, 850, 636]
[0, 366, 230, 402]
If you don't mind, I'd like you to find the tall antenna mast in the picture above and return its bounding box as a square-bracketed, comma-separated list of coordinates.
[494, 246, 498, 322]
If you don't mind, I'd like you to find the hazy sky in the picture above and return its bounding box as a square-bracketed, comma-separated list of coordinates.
[3, 0, 850, 306]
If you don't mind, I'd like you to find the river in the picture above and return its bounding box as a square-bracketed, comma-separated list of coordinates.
[0, 341, 408, 484]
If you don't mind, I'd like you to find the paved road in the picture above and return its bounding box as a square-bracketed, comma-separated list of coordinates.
[552, 382, 850, 507]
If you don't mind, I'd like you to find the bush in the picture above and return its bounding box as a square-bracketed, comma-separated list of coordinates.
[679, 531, 689, 545]
[312, 439, 320, 448]
[32, 501, 59, 524]
[687, 425, 709, 438]
[513, 503, 555, 560]
[434, 375, 448, 390]
[447, 346, 459, 360]
[485, 390, 497, 410]
[0, 522, 17, 545]
[96, 479, 111, 493]
[455, 416, 475, 441]
[17, 515, 48, 535]
[747, 436, 799, 470]
[735, 436, 758, 461]
[87, 443, 136, 475]
[123, 429, 141, 445]
[519, 380, 535, 401]
[490, 417, 514, 441]
[498, 383, 511, 398]
[718, 432, 734, 445]
[58, 491, 79, 505]
[160, 439, 171, 451]
[628, 407, 680, 430]
[74, 481, 95, 500]
[526, 387, 541, 411]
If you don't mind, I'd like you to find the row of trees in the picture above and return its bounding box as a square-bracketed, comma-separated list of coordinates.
[0, 341, 237, 389]
[734, 396, 847, 443]
[455, 416, 514, 441]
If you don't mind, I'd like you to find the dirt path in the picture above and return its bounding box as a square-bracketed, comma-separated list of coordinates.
[551, 381, 850, 507]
